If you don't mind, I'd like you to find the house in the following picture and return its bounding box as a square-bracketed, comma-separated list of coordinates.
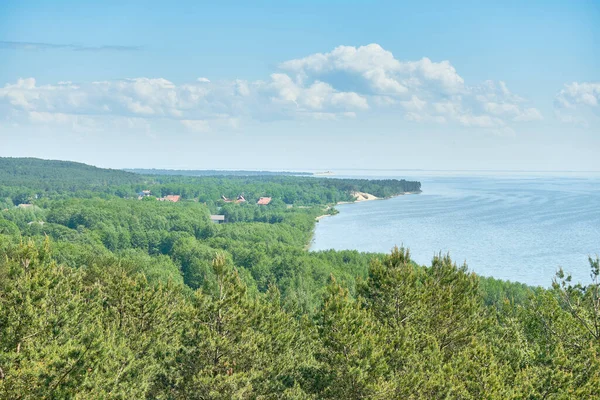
[222, 194, 246, 203]
[158, 195, 181, 202]
[257, 197, 272, 205]
[210, 215, 225, 224]
[18, 204, 34, 209]
[138, 190, 152, 200]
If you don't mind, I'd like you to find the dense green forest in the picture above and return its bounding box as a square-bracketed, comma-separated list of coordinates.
[0, 157, 420, 208]
[0, 157, 143, 190]
[1, 158, 598, 398]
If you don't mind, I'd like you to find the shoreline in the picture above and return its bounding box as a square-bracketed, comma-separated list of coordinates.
[308, 190, 419, 250]
[315, 190, 420, 220]
[307, 190, 420, 250]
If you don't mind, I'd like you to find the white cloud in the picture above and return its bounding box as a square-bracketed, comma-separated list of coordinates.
[266, 73, 368, 115]
[280, 43, 464, 95]
[373, 96, 397, 106]
[484, 103, 542, 122]
[235, 79, 250, 96]
[554, 82, 599, 126]
[484, 102, 520, 116]
[400, 95, 426, 112]
[0, 43, 544, 134]
[126, 101, 155, 115]
[269, 73, 301, 103]
[280, 44, 539, 130]
[556, 82, 600, 108]
[401, 57, 464, 92]
[331, 92, 369, 110]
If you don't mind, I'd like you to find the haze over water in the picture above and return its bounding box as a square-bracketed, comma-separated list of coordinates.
[310, 172, 600, 287]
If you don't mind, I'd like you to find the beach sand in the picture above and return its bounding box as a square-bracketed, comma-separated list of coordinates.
[315, 191, 419, 221]
[315, 192, 379, 220]
[352, 191, 379, 202]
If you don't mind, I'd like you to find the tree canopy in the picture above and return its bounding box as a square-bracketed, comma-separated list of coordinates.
[0, 157, 597, 398]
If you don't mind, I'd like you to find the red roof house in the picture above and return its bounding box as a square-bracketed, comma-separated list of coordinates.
[257, 197, 272, 205]
[161, 195, 181, 202]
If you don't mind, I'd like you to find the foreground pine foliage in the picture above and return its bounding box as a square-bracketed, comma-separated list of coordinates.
[1, 239, 599, 399]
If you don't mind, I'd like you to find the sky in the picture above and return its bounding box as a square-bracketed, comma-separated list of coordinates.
[0, 0, 599, 171]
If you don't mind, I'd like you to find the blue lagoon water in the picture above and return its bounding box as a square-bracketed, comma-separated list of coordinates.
[310, 173, 600, 287]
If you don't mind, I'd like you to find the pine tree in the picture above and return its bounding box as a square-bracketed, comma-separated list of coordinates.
[314, 277, 392, 399]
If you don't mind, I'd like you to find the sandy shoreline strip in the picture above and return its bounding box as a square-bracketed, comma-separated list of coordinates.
[336, 191, 380, 205]
[314, 190, 420, 221]
[309, 190, 421, 250]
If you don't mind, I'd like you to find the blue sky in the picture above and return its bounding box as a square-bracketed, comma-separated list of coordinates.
[0, 0, 599, 171]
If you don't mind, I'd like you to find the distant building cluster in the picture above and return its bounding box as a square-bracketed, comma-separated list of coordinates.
[136, 191, 272, 205]
[137, 190, 181, 202]
[158, 195, 181, 202]
[222, 194, 246, 203]
[137, 190, 152, 200]
[221, 195, 272, 205]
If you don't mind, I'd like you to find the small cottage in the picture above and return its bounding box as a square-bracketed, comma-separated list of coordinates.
[158, 195, 181, 202]
[257, 197, 272, 205]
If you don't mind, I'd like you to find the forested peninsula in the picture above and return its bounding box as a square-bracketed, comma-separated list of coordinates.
[1, 157, 599, 398]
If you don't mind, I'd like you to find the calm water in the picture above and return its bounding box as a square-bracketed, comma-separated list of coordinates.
[310, 173, 600, 287]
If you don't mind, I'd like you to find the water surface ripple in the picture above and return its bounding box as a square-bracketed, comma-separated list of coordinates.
[310, 175, 600, 287]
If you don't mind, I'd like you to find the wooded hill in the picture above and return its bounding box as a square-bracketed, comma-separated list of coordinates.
[0, 157, 143, 188]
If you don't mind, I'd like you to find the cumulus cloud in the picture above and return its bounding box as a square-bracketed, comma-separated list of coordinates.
[400, 96, 426, 112]
[0, 43, 543, 133]
[280, 44, 464, 94]
[267, 74, 368, 112]
[280, 44, 539, 129]
[554, 82, 599, 126]
[556, 82, 600, 108]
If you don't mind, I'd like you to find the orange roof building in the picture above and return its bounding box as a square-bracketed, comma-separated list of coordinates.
[257, 197, 272, 205]
[158, 195, 181, 202]
[165, 195, 181, 202]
